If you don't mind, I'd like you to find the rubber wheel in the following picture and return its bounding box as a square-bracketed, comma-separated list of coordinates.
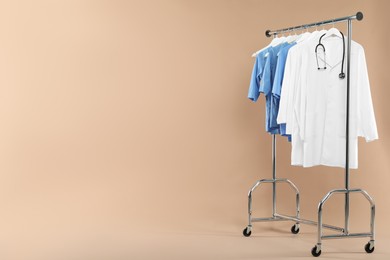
[291, 224, 300, 234]
[365, 242, 375, 253]
[311, 246, 321, 257]
[243, 227, 252, 237]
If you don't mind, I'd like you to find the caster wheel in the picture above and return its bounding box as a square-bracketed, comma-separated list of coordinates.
[365, 242, 374, 253]
[311, 246, 321, 257]
[291, 224, 300, 234]
[243, 227, 252, 237]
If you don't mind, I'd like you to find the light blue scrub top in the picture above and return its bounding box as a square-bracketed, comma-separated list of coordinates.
[248, 47, 270, 102]
[271, 42, 296, 141]
[249, 43, 291, 135]
[254, 43, 287, 134]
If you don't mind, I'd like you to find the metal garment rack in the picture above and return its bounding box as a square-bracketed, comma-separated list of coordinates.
[242, 12, 376, 257]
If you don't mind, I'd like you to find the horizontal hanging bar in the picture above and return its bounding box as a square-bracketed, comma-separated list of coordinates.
[265, 11, 363, 37]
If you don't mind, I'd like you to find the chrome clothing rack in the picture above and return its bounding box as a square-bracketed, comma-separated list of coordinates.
[243, 12, 375, 257]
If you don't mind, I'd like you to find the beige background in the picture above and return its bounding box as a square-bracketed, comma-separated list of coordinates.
[0, 0, 389, 259]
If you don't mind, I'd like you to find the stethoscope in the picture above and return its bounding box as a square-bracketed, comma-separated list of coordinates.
[315, 31, 346, 79]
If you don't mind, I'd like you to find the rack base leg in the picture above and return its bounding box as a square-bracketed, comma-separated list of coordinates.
[245, 177, 300, 236]
[314, 188, 375, 256]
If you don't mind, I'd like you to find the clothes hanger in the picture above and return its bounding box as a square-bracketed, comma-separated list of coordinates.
[285, 30, 295, 43]
[322, 20, 342, 39]
[288, 30, 300, 43]
[295, 27, 311, 43]
[251, 34, 286, 57]
[262, 31, 291, 57]
[306, 24, 327, 42]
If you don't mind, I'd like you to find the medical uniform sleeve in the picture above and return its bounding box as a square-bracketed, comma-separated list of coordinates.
[357, 47, 378, 142]
[285, 49, 301, 135]
[260, 55, 272, 96]
[248, 56, 261, 101]
[297, 49, 309, 141]
[277, 50, 293, 124]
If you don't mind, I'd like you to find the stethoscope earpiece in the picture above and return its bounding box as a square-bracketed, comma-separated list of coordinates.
[339, 72, 345, 79]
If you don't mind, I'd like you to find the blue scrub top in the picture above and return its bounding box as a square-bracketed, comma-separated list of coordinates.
[249, 42, 296, 137]
[248, 47, 270, 102]
[248, 43, 287, 135]
[271, 42, 296, 141]
[263, 43, 287, 134]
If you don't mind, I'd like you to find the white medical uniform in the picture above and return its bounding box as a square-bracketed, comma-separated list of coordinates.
[278, 30, 326, 166]
[279, 34, 378, 168]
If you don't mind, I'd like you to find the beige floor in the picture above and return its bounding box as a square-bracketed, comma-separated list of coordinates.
[1, 222, 389, 260]
[137, 226, 390, 260]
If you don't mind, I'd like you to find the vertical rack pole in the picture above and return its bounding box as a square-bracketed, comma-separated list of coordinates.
[272, 134, 276, 217]
[271, 33, 277, 218]
[344, 18, 352, 235]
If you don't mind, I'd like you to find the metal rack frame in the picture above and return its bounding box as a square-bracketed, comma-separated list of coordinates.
[243, 12, 376, 257]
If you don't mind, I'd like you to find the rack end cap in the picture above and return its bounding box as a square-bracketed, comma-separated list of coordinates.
[356, 11, 363, 21]
[265, 30, 272, 37]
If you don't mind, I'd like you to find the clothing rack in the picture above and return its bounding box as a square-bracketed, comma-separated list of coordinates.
[243, 12, 376, 257]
